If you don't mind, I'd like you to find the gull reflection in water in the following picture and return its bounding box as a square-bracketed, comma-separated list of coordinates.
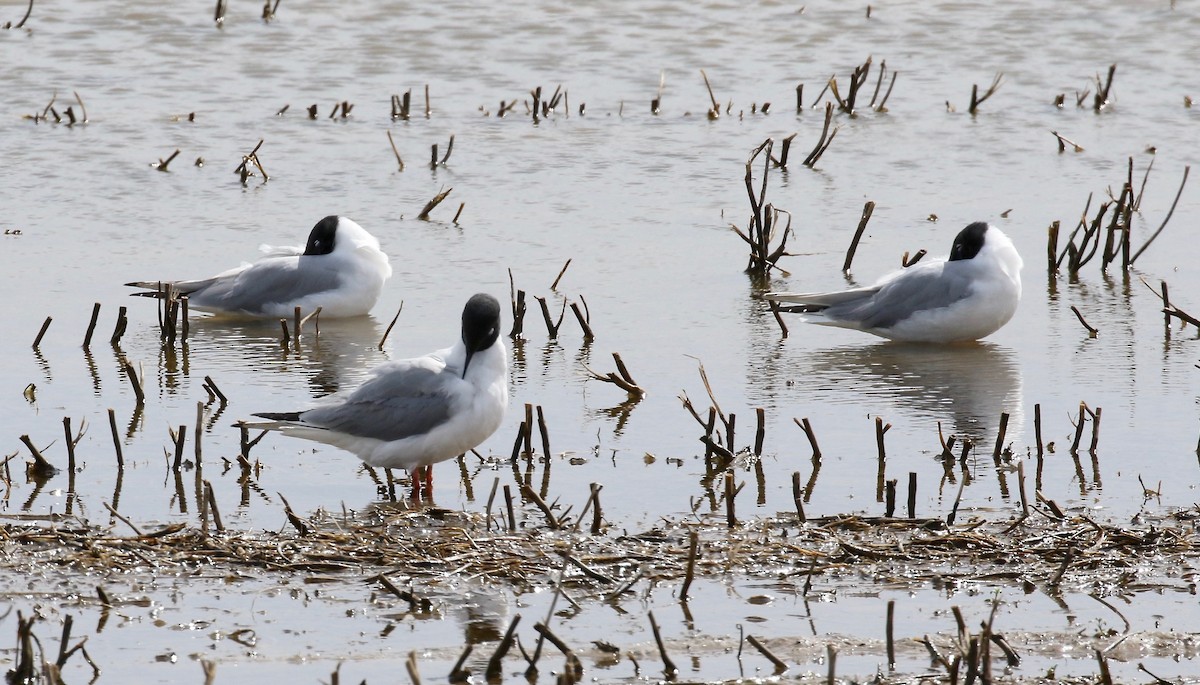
[183, 315, 388, 398]
[799, 342, 1023, 444]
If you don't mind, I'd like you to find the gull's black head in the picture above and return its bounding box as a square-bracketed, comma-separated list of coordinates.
[948, 222, 990, 262]
[303, 216, 340, 256]
[461, 293, 501, 377]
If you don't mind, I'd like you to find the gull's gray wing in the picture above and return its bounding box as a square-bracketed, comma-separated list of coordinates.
[190, 256, 343, 314]
[825, 262, 974, 328]
[298, 360, 456, 442]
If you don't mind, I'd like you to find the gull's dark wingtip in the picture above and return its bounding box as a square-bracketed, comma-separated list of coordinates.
[252, 412, 302, 422]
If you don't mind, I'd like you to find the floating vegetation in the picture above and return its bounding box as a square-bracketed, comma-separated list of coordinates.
[0, 500, 1196, 682]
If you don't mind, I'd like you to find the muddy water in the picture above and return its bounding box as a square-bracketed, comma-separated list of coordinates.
[2, 0, 1199, 682]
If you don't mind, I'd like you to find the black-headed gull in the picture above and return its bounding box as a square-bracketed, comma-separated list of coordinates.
[127, 215, 391, 318]
[765, 222, 1022, 343]
[243, 293, 509, 497]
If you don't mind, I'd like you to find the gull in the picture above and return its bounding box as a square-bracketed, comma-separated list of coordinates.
[126, 215, 391, 318]
[242, 293, 509, 497]
[764, 222, 1022, 343]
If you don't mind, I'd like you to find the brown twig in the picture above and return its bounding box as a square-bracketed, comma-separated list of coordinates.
[968, 73, 1003, 114]
[582, 353, 645, 398]
[1070, 306, 1098, 337]
[1129, 165, 1189, 265]
[417, 187, 452, 220]
[842, 201, 875, 272]
[386, 130, 405, 171]
[1050, 130, 1084, 153]
[32, 316, 52, 348]
[379, 302, 404, 349]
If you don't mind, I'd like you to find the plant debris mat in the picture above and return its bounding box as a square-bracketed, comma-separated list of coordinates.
[2, 504, 1196, 600]
[1, 504, 1197, 683]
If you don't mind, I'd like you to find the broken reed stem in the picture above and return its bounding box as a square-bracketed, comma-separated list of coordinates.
[825, 645, 837, 685]
[679, 530, 699, 600]
[1017, 460, 1029, 518]
[968, 72, 1004, 114]
[378, 301, 404, 349]
[386, 130, 405, 171]
[203, 375, 228, 405]
[204, 480, 224, 532]
[62, 417, 77, 473]
[1046, 221, 1061, 274]
[18, 435, 56, 477]
[803, 102, 838, 167]
[724, 471, 738, 528]
[534, 296, 565, 339]
[449, 644, 472, 682]
[1034, 403, 1044, 457]
[485, 615, 521, 680]
[32, 316, 52, 348]
[699, 69, 719, 118]
[1070, 306, 1099, 336]
[1070, 402, 1088, 453]
[946, 477, 965, 525]
[503, 485, 516, 532]
[791, 472, 806, 522]
[194, 401, 205, 465]
[122, 362, 145, 405]
[519, 481, 561, 529]
[767, 300, 789, 337]
[1129, 165, 1189, 265]
[1096, 649, 1113, 685]
[550, 259, 572, 290]
[753, 407, 765, 455]
[535, 405, 550, 458]
[1093, 63, 1116, 112]
[103, 501, 142, 536]
[886, 600, 896, 669]
[82, 302, 101, 347]
[746, 635, 788, 673]
[906, 472, 917, 519]
[172, 424, 187, 471]
[1089, 406, 1102, 453]
[418, 187, 453, 220]
[875, 416, 889, 461]
[569, 301, 594, 341]
[1050, 130, 1084, 153]
[648, 611, 678, 677]
[794, 417, 822, 459]
[991, 412, 1009, 462]
[107, 408, 124, 468]
[843, 201, 875, 273]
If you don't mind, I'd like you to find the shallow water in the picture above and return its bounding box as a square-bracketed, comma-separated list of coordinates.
[2, 0, 1199, 681]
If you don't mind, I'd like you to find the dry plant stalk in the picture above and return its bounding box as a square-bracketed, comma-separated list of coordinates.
[417, 186, 452, 220]
[731, 138, 794, 275]
[582, 353, 645, 398]
[968, 72, 1003, 114]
